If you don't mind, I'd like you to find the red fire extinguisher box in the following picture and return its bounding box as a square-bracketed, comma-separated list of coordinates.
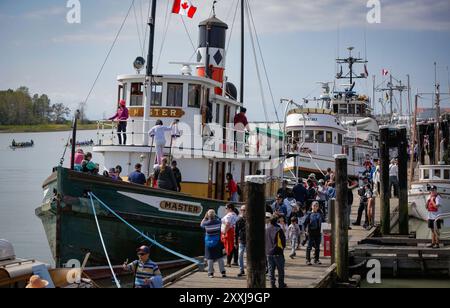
[323, 231, 332, 257]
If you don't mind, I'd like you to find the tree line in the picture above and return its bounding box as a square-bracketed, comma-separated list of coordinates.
[0, 87, 73, 125]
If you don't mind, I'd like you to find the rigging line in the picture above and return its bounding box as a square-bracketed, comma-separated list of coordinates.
[181, 15, 197, 54]
[139, 0, 145, 44]
[245, 0, 268, 122]
[225, 0, 237, 23]
[133, 0, 144, 56]
[247, 0, 280, 122]
[88, 194, 121, 289]
[83, 0, 135, 106]
[225, 0, 239, 54]
[155, 12, 172, 72]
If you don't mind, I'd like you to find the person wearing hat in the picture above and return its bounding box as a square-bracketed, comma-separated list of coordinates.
[233, 107, 249, 154]
[201, 209, 226, 278]
[26, 275, 49, 289]
[123, 245, 162, 288]
[426, 186, 443, 248]
[73, 148, 84, 171]
[108, 99, 129, 145]
[353, 177, 371, 228]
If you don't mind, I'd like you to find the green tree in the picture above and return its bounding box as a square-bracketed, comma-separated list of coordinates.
[50, 103, 71, 124]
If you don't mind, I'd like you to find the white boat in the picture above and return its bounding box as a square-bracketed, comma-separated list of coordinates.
[409, 164, 450, 226]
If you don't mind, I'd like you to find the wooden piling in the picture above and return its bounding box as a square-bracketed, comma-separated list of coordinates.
[245, 175, 267, 288]
[380, 126, 391, 235]
[398, 126, 409, 235]
[328, 199, 336, 264]
[334, 155, 349, 282]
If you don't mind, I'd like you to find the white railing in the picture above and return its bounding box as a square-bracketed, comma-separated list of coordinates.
[95, 120, 275, 158]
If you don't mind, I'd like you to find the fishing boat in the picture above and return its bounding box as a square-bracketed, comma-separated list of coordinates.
[36, 2, 275, 267]
[10, 140, 34, 150]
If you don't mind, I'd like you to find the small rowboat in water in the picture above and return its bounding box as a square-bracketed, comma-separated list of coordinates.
[10, 140, 34, 149]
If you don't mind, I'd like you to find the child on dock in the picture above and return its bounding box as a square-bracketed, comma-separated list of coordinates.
[288, 217, 301, 259]
[304, 202, 324, 266]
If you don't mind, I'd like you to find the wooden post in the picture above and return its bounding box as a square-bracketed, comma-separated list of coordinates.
[398, 126, 409, 235]
[328, 199, 336, 265]
[380, 126, 391, 235]
[334, 154, 349, 282]
[245, 175, 267, 288]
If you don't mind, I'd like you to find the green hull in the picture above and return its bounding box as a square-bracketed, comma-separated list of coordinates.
[36, 167, 228, 267]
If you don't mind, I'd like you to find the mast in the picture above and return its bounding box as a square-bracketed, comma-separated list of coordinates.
[435, 62, 441, 162]
[240, 0, 245, 104]
[143, 0, 157, 145]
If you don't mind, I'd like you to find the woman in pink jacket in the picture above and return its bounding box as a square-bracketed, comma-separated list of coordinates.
[109, 100, 129, 145]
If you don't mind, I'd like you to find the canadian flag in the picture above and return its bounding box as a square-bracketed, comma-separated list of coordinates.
[382, 69, 389, 76]
[172, 0, 197, 18]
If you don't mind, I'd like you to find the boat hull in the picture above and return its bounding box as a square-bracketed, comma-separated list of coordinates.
[36, 167, 229, 267]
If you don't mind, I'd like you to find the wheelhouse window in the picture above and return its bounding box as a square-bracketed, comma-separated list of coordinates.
[348, 104, 355, 114]
[305, 130, 314, 142]
[150, 83, 163, 106]
[130, 83, 143, 106]
[167, 83, 183, 107]
[188, 84, 201, 108]
[444, 169, 450, 180]
[434, 169, 441, 179]
[339, 104, 347, 114]
[356, 104, 362, 115]
[338, 133, 343, 145]
[315, 131, 324, 143]
[423, 169, 430, 180]
[326, 131, 333, 143]
[215, 103, 221, 124]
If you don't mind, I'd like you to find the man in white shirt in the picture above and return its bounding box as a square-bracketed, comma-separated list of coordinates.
[389, 159, 399, 198]
[148, 120, 178, 165]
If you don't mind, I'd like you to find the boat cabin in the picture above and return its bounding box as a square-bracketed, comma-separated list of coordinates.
[419, 165, 450, 182]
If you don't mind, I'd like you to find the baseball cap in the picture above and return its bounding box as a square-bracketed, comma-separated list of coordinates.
[137, 245, 150, 255]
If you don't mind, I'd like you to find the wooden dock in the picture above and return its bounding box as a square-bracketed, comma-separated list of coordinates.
[165, 195, 384, 288]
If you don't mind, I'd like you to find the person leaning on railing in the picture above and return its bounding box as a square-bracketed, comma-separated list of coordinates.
[108, 100, 129, 145]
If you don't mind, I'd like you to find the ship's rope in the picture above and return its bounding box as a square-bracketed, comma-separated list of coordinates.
[307, 152, 326, 177]
[88, 192, 202, 266]
[246, 0, 280, 123]
[155, 0, 173, 72]
[82, 0, 136, 106]
[88, 194, 122, 289]
[244, 0, 268, 122]
[133, 1, 145, 56]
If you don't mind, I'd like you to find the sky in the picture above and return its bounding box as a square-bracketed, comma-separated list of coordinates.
[0, 0, 449, 121]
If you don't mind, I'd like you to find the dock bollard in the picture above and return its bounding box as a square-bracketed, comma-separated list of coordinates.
[334, 154, 349, 283]
[245, 175, 267, 289]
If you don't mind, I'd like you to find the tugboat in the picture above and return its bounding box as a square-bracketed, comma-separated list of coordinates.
[36, 2, 274, 267]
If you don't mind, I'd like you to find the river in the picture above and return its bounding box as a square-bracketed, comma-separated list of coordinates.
[0, 130, 99, 265]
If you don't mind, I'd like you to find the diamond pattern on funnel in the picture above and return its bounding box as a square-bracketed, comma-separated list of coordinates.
[197, 51, 202, 63]
[213, 50, 223, 66]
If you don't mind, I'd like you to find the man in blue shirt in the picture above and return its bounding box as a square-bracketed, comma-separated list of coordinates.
[293, 179, 308, 207]
[128, 163, 146, 185]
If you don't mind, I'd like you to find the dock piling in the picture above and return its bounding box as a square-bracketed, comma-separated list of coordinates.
[245, 175, 267, 288]
[380, 127, 391, 235]
[334, 154, 349, 282]
[398, 127, 409, 235]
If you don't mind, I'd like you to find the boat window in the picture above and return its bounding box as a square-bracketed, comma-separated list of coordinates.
[326, 131, 333, 143]
[338, 133, 343, 145]
[305, 130, 314, 142]
[444, 169, 450, 180]
[188, 84, 201, 108]
[150, 83, 163, 106]
[423, 169, 430, 180]
[356, 104, 362, 115]
[339, 104, 347, 114]
[433, 169, 441, 179]
[118, 85, 125, 103]
[167, 83, 183, 107]
[333, 104, 338, 114]
[215, 103, 221, 124]
[348, 104, 355, 114]
[315, 131, 324, 143]
[130, 83, 144, 106]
